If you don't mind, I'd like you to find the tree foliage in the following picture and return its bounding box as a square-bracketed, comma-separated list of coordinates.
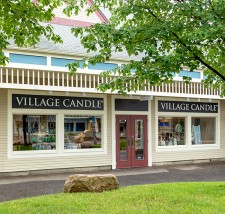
[70, 0, 225, 95]
[1, 0, 225, 96]
[0, 0, 63, 65]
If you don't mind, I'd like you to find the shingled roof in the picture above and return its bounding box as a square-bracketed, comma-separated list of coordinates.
[8, 23, 142, 61]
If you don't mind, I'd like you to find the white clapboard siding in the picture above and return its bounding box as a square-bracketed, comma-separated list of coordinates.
[0, 90, 112, 173]
[2, 152, 112, 174]
[0, 89, 8, 165]
[107, 95, 112, 158]
[152, 97, 225, 163]
[53, 2, 102, 24]
[4, 156, 112, 172]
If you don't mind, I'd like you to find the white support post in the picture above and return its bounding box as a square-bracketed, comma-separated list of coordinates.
[11, 68, 14, 84]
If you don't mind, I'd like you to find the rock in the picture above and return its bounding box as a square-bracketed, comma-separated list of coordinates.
[74, 133, 85, 143]
[84, 136, 93, 141]
[63, 174, 119, 193]
[84, 130, 94, 137]
[81, 141, 92, 148]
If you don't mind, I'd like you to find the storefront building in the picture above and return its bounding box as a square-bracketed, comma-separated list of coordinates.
[0, 5, 225, 174]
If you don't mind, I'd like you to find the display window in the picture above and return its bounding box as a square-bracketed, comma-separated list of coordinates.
[64, 115, 102, 149]
[158, 115, 217, 148]
[158, 117, 186, 146]
[157, 99, 219, 149]
[13, 115, 56, 151]
[191, 117, 216, 145]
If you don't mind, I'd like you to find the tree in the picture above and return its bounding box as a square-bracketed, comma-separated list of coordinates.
[69, 0, 225, 95]
[2, 0, 225, 96]
[0, 0, 63, 65]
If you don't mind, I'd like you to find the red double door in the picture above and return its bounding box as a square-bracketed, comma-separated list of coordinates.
[116, 115, 148, 168]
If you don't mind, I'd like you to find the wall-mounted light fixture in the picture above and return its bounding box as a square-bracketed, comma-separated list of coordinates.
[140, 95, 153, 101]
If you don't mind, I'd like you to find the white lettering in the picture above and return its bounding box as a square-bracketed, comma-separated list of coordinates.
[70, 99, 77, 107]
[46, 98, 54, 107]
[14, 95, 103, 110]
[16, 97, 24, 106]
[85, 100, 92, 108]
[97, 100, 103, 109]
[63, 99, 70, 107]
[34, 98, 39, 106]
[160, 103, 167, 110]
[77, 100, 83, 107]
[39, 98, 46, 106]
[55, 99, 60, 107]
[28, 98, 34, 106]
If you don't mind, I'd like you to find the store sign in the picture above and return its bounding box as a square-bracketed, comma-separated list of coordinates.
[158, 100, 218, 113]
[115, 99, 148, 111]
[12, 94, 104, 110]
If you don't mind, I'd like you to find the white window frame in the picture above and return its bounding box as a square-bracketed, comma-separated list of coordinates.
[63, 113, 105, 153]
[155, 98, 220, 152]
[8, 90, 107, 158]
[190, 116, 218, 148]
[157, 115, 188, 151]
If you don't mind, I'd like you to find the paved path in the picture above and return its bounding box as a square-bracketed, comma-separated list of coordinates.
[1, 162, 225, 203]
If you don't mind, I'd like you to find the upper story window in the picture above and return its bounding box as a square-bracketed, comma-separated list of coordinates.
[51, 57, 84, 68]
[178, 70, 201, 79]
[88, 62, 118, 71]
[8, 53, 204, 82]
[9, 53, 47, 65]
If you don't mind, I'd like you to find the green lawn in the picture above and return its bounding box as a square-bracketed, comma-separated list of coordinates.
[1, 182, 225, 214]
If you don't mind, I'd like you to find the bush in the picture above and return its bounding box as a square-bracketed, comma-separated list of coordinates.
[120, 140, 127, 150]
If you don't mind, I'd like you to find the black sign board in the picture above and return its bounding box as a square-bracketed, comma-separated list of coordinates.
[115, 99, 148, 111]
[158, 100, 218, 113]
[12, 94, 104, 110]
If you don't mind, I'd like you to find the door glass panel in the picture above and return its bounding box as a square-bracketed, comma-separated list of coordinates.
[135, 120, 144, 160]
[119, 120, 128, 161]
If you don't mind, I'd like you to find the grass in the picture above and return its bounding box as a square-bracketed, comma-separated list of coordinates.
[1, 182, 225, 214]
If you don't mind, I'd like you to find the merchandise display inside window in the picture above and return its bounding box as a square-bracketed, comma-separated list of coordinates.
[158, 117, 185, 146]
[191, 117, 215, 144]
[64, 115, 102, 149]
[135, 120, 145, 160]
[13, 115, 56, 151]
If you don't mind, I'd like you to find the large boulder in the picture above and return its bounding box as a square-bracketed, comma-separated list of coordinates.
[74, 133, 85, 144]
[64, 174, 119, 193]
[81, 141, 92, 148]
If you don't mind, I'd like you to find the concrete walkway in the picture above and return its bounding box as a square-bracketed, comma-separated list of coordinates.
[1, 162, 225, 203]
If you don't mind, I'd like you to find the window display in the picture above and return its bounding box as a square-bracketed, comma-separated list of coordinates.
[191, 117, 215, 144]
[13, 115, 56, 151]
[64, 115, 102, 149]
[135, 120, 145, 159]
[158, 117, 185, 146]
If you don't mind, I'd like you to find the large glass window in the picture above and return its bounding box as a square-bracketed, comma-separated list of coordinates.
[64, 115, 102, 149]
[158, 117, 185, 146]
[13, 115, 56, 151]
[191, 117, 216, 145]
